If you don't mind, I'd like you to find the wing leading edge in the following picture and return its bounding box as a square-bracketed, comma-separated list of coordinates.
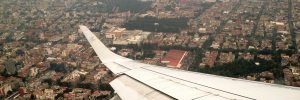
[80, 25, 300, 100]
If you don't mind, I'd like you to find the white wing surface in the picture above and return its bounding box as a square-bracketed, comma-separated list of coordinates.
[80, 25, 300, 100]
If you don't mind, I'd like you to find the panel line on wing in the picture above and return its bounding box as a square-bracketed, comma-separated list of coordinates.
[117, 74, 176, 100]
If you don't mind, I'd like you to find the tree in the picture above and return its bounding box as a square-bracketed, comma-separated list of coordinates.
[199, 59, 280, 78]
[99, 84, 113, 91]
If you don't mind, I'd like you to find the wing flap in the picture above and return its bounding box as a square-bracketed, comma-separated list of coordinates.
[110, 75, 173, 100]
[125, 67, 250, 100]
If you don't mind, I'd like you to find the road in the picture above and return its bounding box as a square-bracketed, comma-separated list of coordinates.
[288, 0, 297, 51]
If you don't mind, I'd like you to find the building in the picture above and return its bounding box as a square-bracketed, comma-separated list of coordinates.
[29, 67, 39, 77]
[105, 27, 151, 45]
[0, 84, 12, 96]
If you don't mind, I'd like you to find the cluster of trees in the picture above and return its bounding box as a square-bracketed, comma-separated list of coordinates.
[123, 16, 188, 33]
[47, 76, 114, 91]
[49, 63, 69, 73]
[2, 59, 19, 76]
[199, 59, 283, 78]
[193, 2, 215, 18]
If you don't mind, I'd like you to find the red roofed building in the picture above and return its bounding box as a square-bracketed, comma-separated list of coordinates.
[161, 50, 187, 68]
[64, 93, 76, 100]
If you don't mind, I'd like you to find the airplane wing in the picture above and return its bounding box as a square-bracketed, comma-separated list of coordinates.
[79, 25, 300, 100]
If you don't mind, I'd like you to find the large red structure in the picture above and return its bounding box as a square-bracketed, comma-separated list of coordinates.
[161, 50, 187, 68]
